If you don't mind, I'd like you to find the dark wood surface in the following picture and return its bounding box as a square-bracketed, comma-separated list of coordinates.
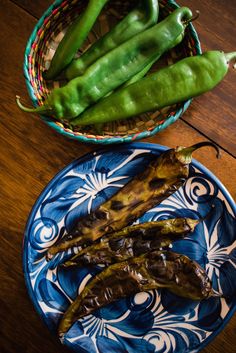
[0, 1, 235, 353]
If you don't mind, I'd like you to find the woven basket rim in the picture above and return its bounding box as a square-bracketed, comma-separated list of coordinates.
[23, 0, 201, 145]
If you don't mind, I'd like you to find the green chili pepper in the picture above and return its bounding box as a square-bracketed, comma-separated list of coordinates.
[16, 7, 193, 121]
[119, 12, 200, 90]
[62, 217, 201, 267]
[65, 0, 159, 79]
[43, 0, 109, 80]
[46, 142, 219, 261]
[58, 250, 215, 336]
[117, 33, 183, 90]
[71, 50, 236, 126]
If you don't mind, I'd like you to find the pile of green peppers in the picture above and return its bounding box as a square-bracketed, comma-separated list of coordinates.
[16, 0, 236, 128]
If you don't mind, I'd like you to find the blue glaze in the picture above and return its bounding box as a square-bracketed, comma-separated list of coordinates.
[23, 143, 236, 352]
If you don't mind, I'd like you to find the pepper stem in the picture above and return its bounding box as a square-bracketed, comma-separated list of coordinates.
[186, 205, 216, 231]
[225, 52, 236, 68]
[199, 204, 216, 222]
[183, 10, 200, 25]
[16, 95, 52, 114]
[211, 288, 222, 297]
[176, 141, 220, 164]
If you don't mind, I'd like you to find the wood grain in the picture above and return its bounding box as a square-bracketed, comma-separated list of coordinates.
[11, 0, 52, 18]
[177, 0, 236, 156]
[0, 1, 235, 353]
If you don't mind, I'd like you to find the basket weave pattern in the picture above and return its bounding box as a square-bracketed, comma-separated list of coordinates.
[24, 0, 201, 144]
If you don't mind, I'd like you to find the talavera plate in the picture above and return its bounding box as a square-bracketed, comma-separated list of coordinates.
[23, 143, 236, 353]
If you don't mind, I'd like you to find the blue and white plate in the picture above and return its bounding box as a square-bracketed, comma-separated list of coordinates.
[23, 143, 236, 353]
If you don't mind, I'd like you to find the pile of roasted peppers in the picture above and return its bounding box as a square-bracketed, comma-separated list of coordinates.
[16, 0, 235, 128]
[45, 141, 220, 337]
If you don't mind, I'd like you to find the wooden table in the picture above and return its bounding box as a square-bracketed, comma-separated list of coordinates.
[0, 1, 235, 352]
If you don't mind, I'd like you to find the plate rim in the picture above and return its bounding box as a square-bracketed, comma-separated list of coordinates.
[22, 142, 236, 352]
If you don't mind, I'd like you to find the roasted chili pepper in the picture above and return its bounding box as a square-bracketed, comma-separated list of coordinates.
[46, 142, 219, 261]
[65, 0, 159, 79]
[58, 250, 214, 336]
[16, 7, 193, 121]
[71, 50, 236, 127]
[43, 0, 109, 80]
[62, 217, 200, 267]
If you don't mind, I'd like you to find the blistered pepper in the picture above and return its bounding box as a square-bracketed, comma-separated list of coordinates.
[16, 7, 193, 121]
[58, 250, 214, 336]
[46, 142, 219, 261]
[62, 217, 201, 267]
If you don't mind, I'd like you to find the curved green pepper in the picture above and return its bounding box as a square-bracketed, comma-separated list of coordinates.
[58, 250, 214, 336]
[65, 0, 159, 79]
[62, 217, 200, 267]
[43, 0, 109, 80]
[16, 7, 193, 121]
[117, 32, 183, 90]
[46, 142, 219, 261]
[71, 50, 236, 126]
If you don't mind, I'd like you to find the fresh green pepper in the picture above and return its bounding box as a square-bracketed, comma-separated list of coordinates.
[43, 0, 109, 80]
[71, 51, 236, 127]
[117, 33, 183, 90]
[46, 142, 219, 261]
[16, 7, 193, 121]
[65, 0, 159, 79]
[62, 217, 200, 267]
[58, 250, 214, 336]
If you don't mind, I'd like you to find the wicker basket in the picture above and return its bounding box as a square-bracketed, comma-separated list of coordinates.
[23, 0, 201, 144]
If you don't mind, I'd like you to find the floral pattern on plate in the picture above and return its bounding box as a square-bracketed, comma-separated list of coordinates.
[23, 143, 236, 353]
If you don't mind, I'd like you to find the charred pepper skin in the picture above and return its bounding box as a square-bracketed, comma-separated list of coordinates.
[46, 142, 219, 260]
[65, 0, 159, 78]
[62, 217, 200, 267]
[71, 51, 236, 127]
[16, 7, 193, 121]
[58, 250, 214, 336]
[43, 0, 109, 80]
